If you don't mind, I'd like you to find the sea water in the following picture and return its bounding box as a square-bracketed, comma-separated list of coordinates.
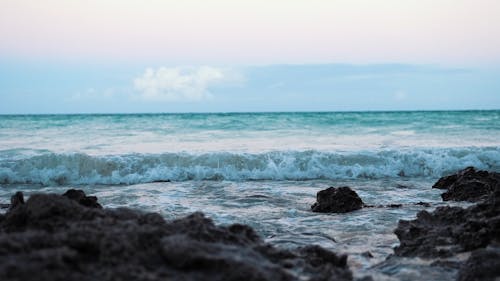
[1, 111, 499, 280]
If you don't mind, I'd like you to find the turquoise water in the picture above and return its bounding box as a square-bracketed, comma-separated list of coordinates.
[0, 110, 499, 280]
[0, 111, 499, 185]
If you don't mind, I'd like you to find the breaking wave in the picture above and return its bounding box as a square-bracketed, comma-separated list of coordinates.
[0, 147, 499, 186]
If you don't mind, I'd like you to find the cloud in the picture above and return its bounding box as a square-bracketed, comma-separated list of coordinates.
[133, 66, 238, 102]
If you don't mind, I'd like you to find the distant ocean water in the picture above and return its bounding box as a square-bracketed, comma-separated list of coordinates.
[1, 110, 499, 280]
[0, 111, 499, 185]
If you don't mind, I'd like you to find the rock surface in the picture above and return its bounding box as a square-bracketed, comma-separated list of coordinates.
[432, 167, 500, 202]
[311, 186, 364, 213]
[394, 188, 500, 258]
[457, 247, 500, 281]
[395, 167, 500, 264]
[394, 168, 500, 280]
[0, 190, 353, 281]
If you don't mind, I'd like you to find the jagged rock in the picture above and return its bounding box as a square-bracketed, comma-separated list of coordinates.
[457, 247, 500, 281]
[432, 167, 477, 189]
[394, 188, 500, 258]
[62, 189, 102, 208]
[0, 190, 353, 281]
[432, 167, 500, 202]
[311, 186, 364, 213]
[9, 191, 24, 210]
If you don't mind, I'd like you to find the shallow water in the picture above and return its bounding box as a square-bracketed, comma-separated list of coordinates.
[0, 178, 471, 280]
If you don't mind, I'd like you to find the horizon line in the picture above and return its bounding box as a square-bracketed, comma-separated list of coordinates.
[1, 108, 499, 116]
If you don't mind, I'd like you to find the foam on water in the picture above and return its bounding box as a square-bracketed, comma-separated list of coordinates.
[0, 147, 499, 185]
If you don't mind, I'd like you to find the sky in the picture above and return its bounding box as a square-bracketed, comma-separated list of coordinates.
[1, 0, 500, 113]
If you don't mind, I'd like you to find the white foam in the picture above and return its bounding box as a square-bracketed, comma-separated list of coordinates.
[0, 147, 499, 186]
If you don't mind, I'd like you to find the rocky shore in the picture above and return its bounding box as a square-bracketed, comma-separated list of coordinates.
[0, 190, 352, 281]
[394, 167, 500, 281]
[0, 167, 499, 280]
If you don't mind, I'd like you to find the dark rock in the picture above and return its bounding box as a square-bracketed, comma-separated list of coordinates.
[430, 260, 461, 269]
[387, 204, 402, 208]
[311, 186, 364, 213]
[433, 167, 500, 202]
[355, 277, 374, 281]
[415, 201, 431, 207]
[0, 190, 353, 281]
[9, 191, 24, 210]
[152, 179, 171, 183]
[62, 189, 102, 209]
[432, 167, 477, 189]
[394, 188, 500, 258]
[457, 247, 500, 281]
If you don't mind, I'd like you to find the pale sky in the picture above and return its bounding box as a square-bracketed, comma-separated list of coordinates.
[2, 0, 500, 64]
[1, 0, 499, 113]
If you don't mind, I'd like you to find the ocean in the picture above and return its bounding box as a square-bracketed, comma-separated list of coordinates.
[1, 110, 499, 280]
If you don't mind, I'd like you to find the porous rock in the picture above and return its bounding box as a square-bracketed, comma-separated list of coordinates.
[432, 167, 500, 202]
[0, 190, 353, 281]
[457, 247, 500, 281]
[394, 185, 500, 258]
[311, 186, 364, 213]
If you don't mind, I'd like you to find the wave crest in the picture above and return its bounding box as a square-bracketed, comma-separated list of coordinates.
[0, 148, 499, 186]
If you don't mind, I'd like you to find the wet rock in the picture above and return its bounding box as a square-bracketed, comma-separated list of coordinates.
[311, 186, 364, 213]
[387, 204, 402, 208]
[0, 190, 353, 281]
[152, 179, 171, 183]
[432, 167, 477, 189]
[62, 189, 102, 209]
[415, 201, 431, 207]
[9, 191, 24, 210]
[433, 167, 500, 202]
[394, 189, 500, 258]
[457, 247, 500, 281]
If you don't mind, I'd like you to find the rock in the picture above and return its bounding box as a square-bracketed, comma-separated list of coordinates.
[432, 167, 477, 189]
[62, 189, 102, 208]
[394, 189, 500, 258]
[432, 167, 500, 202]
[457, 247, 500, 281]
[311, 186, 364, 213]
[415, 202, 431, 207]
[152, 179, 171, 183]
[0, 190, 353, 281]
[387, 204, 402, 208]
[9, 191, 24, 210]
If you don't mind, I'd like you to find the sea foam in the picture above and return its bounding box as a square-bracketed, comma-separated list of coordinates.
[0, 147, 499, 186]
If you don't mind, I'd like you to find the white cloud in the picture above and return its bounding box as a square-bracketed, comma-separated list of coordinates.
[133, 66, 238, 102]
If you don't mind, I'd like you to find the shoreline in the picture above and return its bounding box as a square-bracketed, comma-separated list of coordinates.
[0, 167, 498, 280]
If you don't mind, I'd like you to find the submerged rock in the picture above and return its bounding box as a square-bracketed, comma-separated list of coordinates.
[432, 167, 500, 202]
[0, 190, 353, 281]
[311, 186, 364, 213]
